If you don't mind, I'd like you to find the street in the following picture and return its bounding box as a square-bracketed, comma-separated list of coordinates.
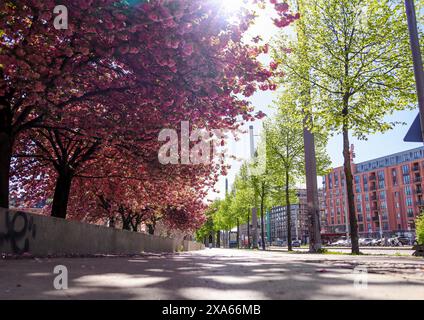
[269, 246, 415, 256]
[1, 249, 423, 300]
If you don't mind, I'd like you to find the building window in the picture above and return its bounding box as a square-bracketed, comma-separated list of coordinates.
[355, 185, 361, 193]
[406, 197, 413, 207]
[378, 171, 385, 180]
[392, 169, 397, 177]
[402, 165, 409, 175]
[378, 180, 385, 189]
[407, 208, 414, 218]
[380, 191, 386, 200]
[405, 185, 411, 196]
[403, 175, 410, 185]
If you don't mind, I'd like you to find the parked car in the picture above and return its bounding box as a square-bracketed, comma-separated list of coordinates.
[332, 239, 350, 246]
[396, 236, 411, 246]
[371, 238, 383, 246]
[360, 238, 374, 246]
[275, 239, 285, 247]
[292, 240, 301, 247]
[388, 237, 403, 247]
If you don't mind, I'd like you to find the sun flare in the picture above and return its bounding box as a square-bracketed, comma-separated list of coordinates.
[220, 0, 248, 13]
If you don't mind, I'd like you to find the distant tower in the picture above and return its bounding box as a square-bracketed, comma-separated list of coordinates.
[350, 144, 356, 163]
[225, 178, 228, 196]
[249, 125, 255, 159]
[248, 125, 259, 248]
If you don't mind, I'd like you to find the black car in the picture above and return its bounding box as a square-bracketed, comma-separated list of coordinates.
[396, 236, 411, 245]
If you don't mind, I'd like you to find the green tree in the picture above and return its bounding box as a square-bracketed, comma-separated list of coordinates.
[274, 0, 416, 254]
[265, 95, 331, 251]
[231, 167, 256, 247]
[416, 213, 424, 245]
[196, 199, 221, 245]
[248, 135, 274, 250]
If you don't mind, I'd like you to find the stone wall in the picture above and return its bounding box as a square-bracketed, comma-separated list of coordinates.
[0, 208, 204, 256]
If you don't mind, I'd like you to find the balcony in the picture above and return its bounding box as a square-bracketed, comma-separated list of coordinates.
[371, 194, 377, 201]
[372, 215, 379, 222]
[415, 188, 423, 195]
[416, 200, 424, 206]
[370, 185, 377, 191]
[413, 164, 420, 171]
[414, 176, 422, 183]
[369, 175, 376, 181]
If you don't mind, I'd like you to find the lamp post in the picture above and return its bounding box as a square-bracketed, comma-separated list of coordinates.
[249, 125, 259, 249]
[303, 121, 323, 252]
[405, 0, 424, 143]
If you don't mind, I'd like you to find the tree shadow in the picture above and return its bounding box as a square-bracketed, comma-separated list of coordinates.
[1, 250, 423, 300]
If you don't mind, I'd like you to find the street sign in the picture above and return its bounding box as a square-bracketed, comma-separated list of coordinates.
[404, 113, 423, 142]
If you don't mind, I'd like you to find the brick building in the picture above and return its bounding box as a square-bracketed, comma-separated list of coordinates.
[322, 146, 424, 239]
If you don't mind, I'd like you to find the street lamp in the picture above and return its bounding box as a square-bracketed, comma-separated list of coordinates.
[405, 0, 424, 143]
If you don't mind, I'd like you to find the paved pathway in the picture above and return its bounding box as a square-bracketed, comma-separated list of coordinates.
[1, 249, 423, 299]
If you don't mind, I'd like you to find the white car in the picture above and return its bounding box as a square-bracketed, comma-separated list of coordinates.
[360, 238, 374, 246]
[332, 239, 347, 246]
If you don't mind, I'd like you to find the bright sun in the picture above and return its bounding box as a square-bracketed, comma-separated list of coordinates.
[220, 0, 247, 13]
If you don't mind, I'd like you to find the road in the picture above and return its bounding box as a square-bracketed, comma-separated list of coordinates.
[1, 248, 423, 300]
[268, 246, 415, 256]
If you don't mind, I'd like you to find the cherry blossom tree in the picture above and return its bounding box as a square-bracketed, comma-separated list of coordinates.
[3, 0, 297, 231]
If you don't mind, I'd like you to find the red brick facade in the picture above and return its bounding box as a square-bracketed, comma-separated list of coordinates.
[322, 147, 424, 238]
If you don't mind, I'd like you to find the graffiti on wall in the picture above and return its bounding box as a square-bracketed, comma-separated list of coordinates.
[0, 210, 37, 254]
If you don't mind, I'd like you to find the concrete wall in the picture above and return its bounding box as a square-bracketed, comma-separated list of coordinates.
[0, 208, 204, 256]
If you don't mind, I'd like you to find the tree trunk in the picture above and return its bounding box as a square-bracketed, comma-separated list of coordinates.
[247, 209, 250, 248]
[237, 218, 240, 249]
[216, 230, 220, 248]
[303, 116, 322, 253]
[342, 124, 360, 254]
[260, 184, 266, 251]
[0, 132, 12, 209]
[51, 169, 73, 219]
[122, 220, 131, 231]
[147, 224, 155, 235]
[286, 170, 293, 252]
[109, 217, 115, 228]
